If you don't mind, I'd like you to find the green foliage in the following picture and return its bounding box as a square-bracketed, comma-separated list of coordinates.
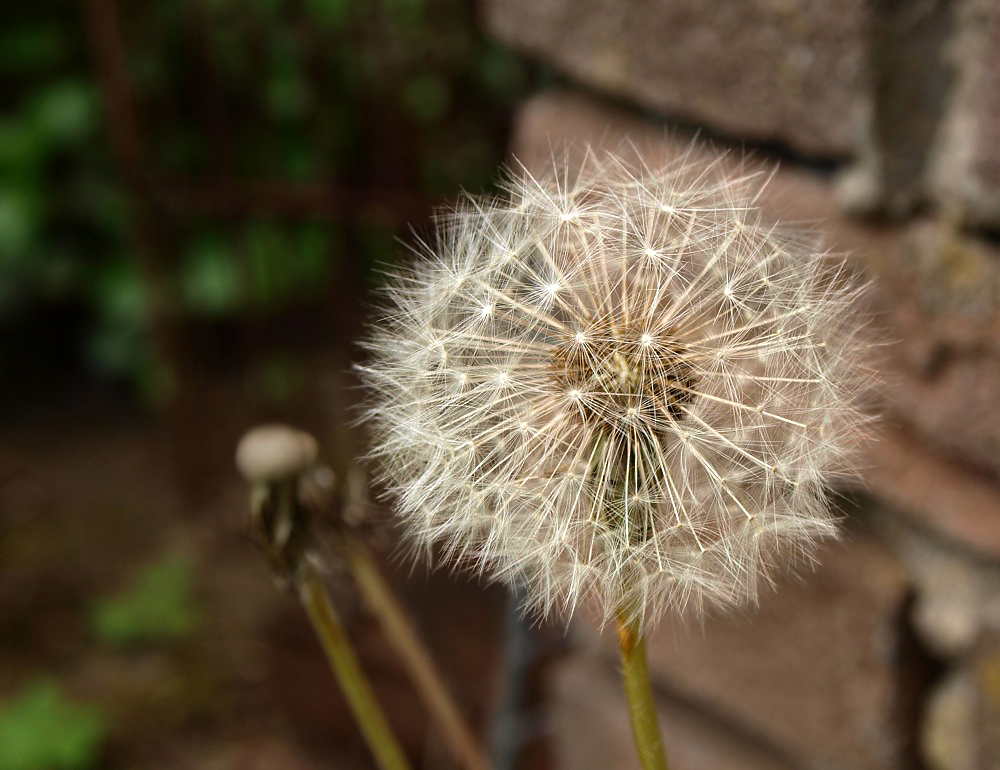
[0, 119, 45, 175]
[381, 0, 425, 35]
[28, 80, 98, 147]
[265, 46, 311, 123]
[303, 0, 351, 30]
[85, 259, 148, 378]
[0, 10, 125, 397]
[0, 24, 69, 73]
[0, 0, 532, 403]
[176, 222, 337, 320]
[402, 73, 451, 124]
[245, 222, 334, 308]
[476, 44, 527, 99]
[180, 233, 243, 318]
[0, 680, 107, 770]
[0, 185, 43, 259]
[89, 553, 198, 648]
[250, 352, 305, 403]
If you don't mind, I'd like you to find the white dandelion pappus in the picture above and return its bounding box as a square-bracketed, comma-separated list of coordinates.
[357, 148, 871, 631]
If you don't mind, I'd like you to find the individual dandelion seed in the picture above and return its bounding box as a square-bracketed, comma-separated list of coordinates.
[356, 147, 872, 635]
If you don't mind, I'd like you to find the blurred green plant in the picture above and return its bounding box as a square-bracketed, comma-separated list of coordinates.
[178, 222, 337, 315]
[0, 680, 107, 770]
[247, 352, 305, 404]
[0, 0, 530, 405]
[89, 553, 198, 648]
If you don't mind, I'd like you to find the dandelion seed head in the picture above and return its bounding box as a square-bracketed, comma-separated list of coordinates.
[358, 148, 873, 631]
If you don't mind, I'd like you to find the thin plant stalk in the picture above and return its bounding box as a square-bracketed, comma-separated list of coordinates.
[238, 428, 413, 770]
[339, 534, 489, 770]
[616, 609, 669, 770]
[298, 561, 412, 770]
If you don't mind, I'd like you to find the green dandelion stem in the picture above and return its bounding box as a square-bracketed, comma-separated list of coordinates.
[339, 534, 489, 770]
[298, 562, 412, 770]
[616, 608, 669, 770]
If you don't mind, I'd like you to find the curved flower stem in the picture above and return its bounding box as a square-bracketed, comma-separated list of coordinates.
[298, 561, 412, 770]
[338, 534, 490, 770]
[616, 609, 669, 770]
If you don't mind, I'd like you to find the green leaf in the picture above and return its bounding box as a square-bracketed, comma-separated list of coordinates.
[265, 48, 310, 123]
[0, 119, 47, 174]
[84, 258, 150, 380]
[295, 225, 333, 288]
[303, 0, 352, 30]
[73, 178, 129, 235]
[381, 0, 424, 32]
[29, 81, 98, 146]
[246, 221, 286, 307]
[477, 45, 527, 99]
[89, 554, 198, 648]
[0, 25, 69, 73]
[401, 74, 451, 124]
[282, 136, 316, 181]
[84, 318, 145, 378]
[0, 186, 43, 259]
[180, 234, 244, 317]
[0, 680, 107, 770]
[90, 259, 147, 327]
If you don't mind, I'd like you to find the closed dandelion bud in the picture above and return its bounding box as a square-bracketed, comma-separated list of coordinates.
[357, 149, 872, 632]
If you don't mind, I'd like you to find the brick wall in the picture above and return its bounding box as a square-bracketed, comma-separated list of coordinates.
[480, 1, 1000, 768]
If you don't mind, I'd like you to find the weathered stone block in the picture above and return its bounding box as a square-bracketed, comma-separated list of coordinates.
[508, 91, 883, 252]
[929, 0, 1000, 229]
[865, 426, 1000, 560]
[885, 520, 1000, 659]
[872, 222, 1000, 475]
[656, 533, 905, 770]
[483, 0, 869, 158]
[922, 643, 1000, 770]
[923, 667, 976, 770]
[567, 532, 910, 770]
[549, 653, 797, 770]
[837, 0, 956, 219]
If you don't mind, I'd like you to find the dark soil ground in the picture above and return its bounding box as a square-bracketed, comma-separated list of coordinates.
[0, 346, 562, 770]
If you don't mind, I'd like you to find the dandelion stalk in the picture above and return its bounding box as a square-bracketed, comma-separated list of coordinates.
[236, 426, 412, 770]
[616, 609, 668, 770]
[298, 559, 411, 770]
[337, 533, 489, 770]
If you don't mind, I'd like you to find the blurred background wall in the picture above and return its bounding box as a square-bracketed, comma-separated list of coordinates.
[2, 1, 1000, 769]
[483, 2, 1000, 769]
